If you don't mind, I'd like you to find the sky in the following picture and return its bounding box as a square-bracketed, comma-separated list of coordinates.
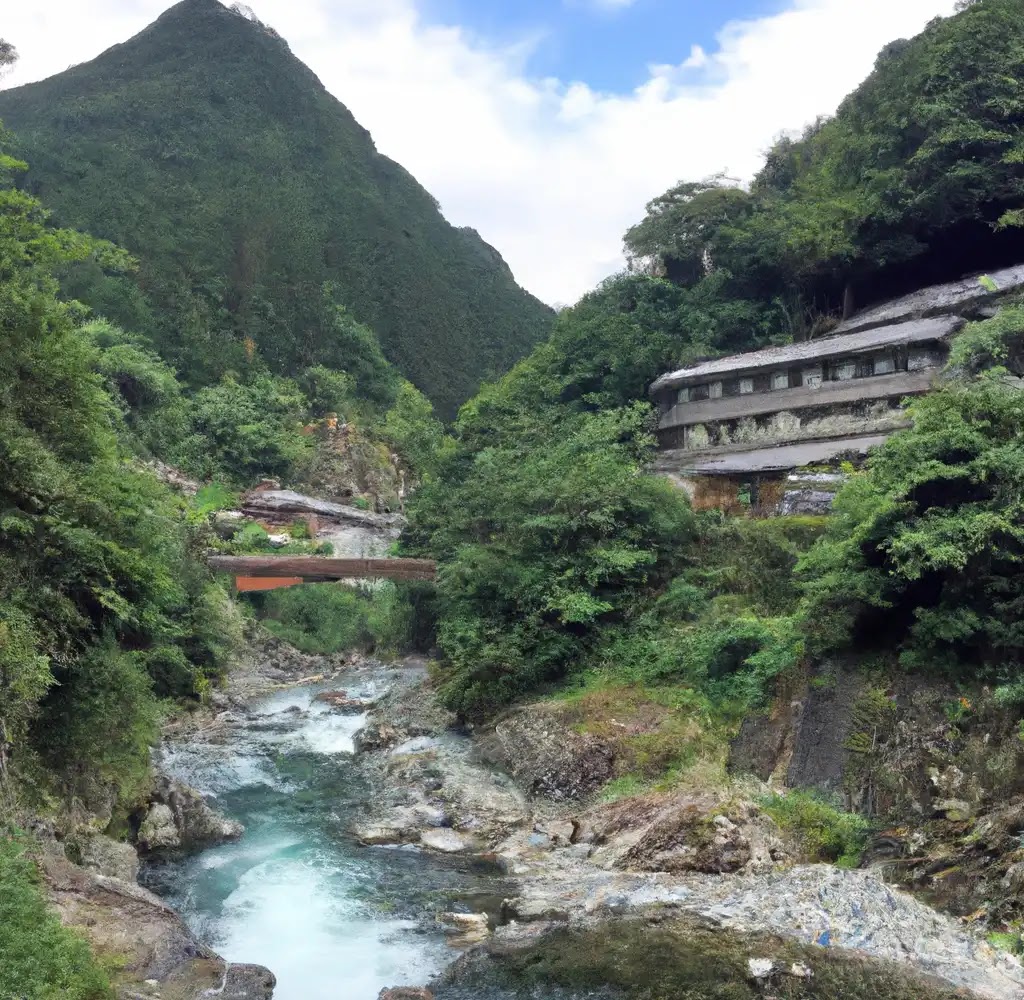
[2, 0, 959, 306]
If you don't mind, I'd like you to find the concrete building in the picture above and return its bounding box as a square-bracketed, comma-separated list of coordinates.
[648, 317, 966, 515]
[649, 263, 1024, 515]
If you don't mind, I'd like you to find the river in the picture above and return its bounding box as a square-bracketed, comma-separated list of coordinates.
[140, 678, 510, 1000]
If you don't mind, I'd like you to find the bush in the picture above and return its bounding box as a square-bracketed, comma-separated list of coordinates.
[797, 374, 1024, 682]
[0, 832, 113, 999]
[35, 643, 160, 813]
[410, 404, 695, 719]
[762, 791, 870, 868]
[258, 584, 374, 654]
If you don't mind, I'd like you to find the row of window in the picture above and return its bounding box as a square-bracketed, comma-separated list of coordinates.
[675, 350, 904, 405]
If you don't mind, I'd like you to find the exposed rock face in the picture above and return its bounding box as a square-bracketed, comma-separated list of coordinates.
[608, 797, 787, 875]
[480, 706, 616, 801]
[40, 849, 275, 998]
[137, 774, 243, 853]
[71, 832, 140, 883]
[377, 989, 433, 1000]
[241, 488, 403, 528]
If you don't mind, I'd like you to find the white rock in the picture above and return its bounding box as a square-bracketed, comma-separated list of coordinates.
[419, 829, 477, 854]
[267, 533, 291, 547]
[748, 958, 775, 979]
[789, 962, 814, 978]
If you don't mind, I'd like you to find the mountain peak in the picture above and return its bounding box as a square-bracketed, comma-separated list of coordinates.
[0, 4, 553, 415]
[142, 0, 290, 51]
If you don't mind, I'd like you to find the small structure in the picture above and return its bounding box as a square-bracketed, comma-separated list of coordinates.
[648, 315, 964, 515]
[209, 555, 436, 593]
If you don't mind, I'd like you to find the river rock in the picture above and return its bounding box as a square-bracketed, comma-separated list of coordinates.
[73, 831, 140, 883]
[313, 689, 376, 713]
[137, 774, 244, 853]
[419, 828, 479, 853]
[480, 705, 615, 801]
[354, 721, 406, 753]
[378, 989, 433, 1000]
[438, 911, 490, 947]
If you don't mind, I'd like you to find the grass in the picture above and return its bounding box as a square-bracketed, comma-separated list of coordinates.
[0, 830, 113, 1000]
[551, 674, 740, 795]
[761, 790, 872, 868]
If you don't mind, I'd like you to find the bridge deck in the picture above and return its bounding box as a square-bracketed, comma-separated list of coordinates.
[208, 555, 436, 588]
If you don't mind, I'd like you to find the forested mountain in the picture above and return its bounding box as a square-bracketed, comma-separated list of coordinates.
[0, 0, 553, 416]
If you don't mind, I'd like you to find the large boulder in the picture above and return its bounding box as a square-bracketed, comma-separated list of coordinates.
[480, 705, 615, 801]
[71, 832, 140, 883]
[137, 774, 243, 853]
[41, 851, 273, 997]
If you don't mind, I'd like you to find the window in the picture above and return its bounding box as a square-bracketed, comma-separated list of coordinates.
[772, 371, 789, 390]
[677, 386, 690, 404]
[873, 353, 895, 375]
[802, 366, 823, 389]
[831, 359, 856, 381]
[739, 378, 754, 395]
[709, 381, 723, 399]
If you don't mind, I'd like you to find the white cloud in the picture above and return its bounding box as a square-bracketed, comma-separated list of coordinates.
[2, 0, 959, 305]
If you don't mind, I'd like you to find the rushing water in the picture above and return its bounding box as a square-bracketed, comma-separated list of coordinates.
[141, 680, 509, 1000]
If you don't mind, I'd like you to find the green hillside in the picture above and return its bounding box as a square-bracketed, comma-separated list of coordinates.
[0, 0, 553, 415]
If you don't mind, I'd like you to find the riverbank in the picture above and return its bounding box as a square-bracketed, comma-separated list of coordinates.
[26, 638, 1024, 1000]
[352, 668, 1024, 1000]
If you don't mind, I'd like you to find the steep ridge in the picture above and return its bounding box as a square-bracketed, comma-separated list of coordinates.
[0, 0, 553, 416]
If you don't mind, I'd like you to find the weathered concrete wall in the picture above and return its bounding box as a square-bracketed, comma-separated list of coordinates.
[660, 368, 935, 431]
[665, 399, 909, 455]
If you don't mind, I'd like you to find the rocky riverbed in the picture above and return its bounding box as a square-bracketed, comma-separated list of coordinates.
[352, 666, 1024, 1000]
[32, 641, 1024, 1000]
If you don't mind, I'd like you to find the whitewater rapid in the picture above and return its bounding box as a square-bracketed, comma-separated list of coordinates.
[141, 682, 503, 1000]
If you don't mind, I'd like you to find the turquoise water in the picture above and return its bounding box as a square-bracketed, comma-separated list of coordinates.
[141, 683, 508, 1000]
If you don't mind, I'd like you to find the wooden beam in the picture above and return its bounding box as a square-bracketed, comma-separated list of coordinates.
[208, 555, 436, 582]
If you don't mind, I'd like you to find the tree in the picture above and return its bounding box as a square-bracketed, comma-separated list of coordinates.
[798, 310, 1024, 682]
[407, 404, 695, 718]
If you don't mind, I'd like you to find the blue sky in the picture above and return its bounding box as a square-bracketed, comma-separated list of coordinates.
[5, 0, 959, 303]
[422, 0, 784, 91]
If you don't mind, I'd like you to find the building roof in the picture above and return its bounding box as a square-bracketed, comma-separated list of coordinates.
[663, 434, 891, 475]
[649, 315, 963, 394]
[832, 262, 1024, 336]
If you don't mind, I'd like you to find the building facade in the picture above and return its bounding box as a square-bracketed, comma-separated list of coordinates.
[648, 316, 963, 515]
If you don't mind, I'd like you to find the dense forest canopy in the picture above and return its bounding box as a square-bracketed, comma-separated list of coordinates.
[0, 0, 553, 417]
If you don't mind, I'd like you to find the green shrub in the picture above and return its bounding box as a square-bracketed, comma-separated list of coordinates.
[35, 643, 160, 812]
[411, 404, 695, 719]
[762, 790, 871, 868]
[797, 374, 1024, 683]
[193, 481, 238, 517]
[259, 584, 374, 654]
[0, 832, 114, 999]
